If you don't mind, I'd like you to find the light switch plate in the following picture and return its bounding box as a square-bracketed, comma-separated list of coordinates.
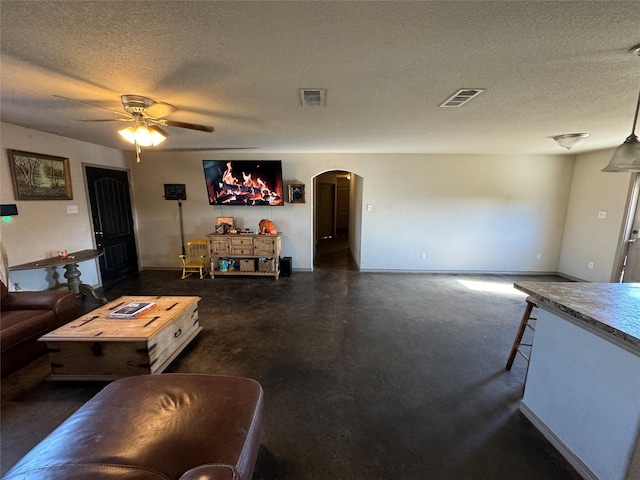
[66, 205, 79, 214]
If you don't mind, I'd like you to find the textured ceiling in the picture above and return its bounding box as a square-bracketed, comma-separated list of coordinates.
[1, 1, 639, 155]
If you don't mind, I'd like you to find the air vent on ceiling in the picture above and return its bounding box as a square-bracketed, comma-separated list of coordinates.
[439, 88, 485, 107]
[300, 89, 326, 107]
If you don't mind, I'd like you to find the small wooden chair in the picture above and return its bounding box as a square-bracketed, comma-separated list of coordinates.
[505, 296, 538, 381]
[179, 240, 209, 279]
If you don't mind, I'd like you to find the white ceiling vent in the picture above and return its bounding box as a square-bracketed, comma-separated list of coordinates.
[300, 89, 326, 107]
[439, 88, 485, 107]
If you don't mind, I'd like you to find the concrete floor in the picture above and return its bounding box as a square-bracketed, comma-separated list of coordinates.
[1, 242, 580, 479]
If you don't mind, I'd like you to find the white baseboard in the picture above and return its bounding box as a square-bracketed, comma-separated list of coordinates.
[519, 401, 597, 480]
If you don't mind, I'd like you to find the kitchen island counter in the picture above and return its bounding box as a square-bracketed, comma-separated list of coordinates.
[514, 281, 640, 351]
[512, 281, 640, 480]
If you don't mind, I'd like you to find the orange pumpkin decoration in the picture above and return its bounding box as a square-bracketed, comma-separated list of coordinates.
[259, 219, 277, 234]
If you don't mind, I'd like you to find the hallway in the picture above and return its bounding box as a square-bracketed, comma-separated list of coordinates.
[314, 228, 357, 271]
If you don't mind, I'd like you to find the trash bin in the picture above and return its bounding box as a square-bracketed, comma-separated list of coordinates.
[280, 256, 292, 277]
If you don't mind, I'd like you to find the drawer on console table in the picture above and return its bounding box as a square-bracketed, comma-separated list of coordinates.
[229, 247, 253, 255]
[229, 237, 254, 255]
[230, 237, 253, 247]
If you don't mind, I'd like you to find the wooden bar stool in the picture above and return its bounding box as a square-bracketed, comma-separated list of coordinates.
[505, 296, 538, 379]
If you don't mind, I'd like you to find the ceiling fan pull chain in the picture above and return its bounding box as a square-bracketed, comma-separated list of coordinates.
[135, 142, 142, 163]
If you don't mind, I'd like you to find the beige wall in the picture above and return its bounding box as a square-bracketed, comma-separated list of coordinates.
[6, 121, 633, 287]
[1, 123, 128, 290]
[557, 149, 635, 282]
[131, 150, 575, 273]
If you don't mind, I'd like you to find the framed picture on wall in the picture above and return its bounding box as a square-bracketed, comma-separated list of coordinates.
[7, 149, 73, 200]
[164, 183, 186, 200]
[288, 184, 305, 204]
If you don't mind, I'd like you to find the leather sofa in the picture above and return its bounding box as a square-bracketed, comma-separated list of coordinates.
[4, 373, 264, 480]
[1, 280, 77, 377]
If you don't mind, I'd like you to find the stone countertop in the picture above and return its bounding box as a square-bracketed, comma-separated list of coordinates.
[514, 281, 640, 351]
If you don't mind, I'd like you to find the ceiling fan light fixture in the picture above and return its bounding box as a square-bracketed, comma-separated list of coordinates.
[118, 124, 166, 147]
[147, 125, 168, 145]
[552, 133, 590, 150]
[602, 89, 640, 172]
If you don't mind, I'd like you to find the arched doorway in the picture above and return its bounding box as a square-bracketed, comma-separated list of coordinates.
[313, 170, 362, 270]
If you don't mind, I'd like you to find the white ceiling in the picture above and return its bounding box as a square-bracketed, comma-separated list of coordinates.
[1, 1, 639, 155]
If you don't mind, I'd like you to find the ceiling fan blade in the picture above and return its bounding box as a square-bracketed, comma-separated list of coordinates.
[54, 95, 131, 117]
[159, 119, 215, 133]
[79, 118, 133, 122]
[145, 101, 176, 118]
[160, 147, 258, 152]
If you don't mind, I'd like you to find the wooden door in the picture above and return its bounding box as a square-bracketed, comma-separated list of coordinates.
[336, 185, 350, 229]
[317, 182, 335, 240]
[85, 166, 138, 285]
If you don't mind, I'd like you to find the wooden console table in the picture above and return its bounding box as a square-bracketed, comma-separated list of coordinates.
[206, 233, 282, 279]
[10, 249, 107, 304]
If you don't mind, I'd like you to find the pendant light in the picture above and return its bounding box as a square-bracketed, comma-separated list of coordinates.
[601, 89, 640, 172]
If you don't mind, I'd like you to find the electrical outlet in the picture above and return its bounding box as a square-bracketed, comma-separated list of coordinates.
[66, 205, 79, 214]
[588, 261, 594, 269]
[536, 253, 542, 260]
[421, 252, 426, 259]
[597, 211, 607, 219]
[366, 204, 373, 212]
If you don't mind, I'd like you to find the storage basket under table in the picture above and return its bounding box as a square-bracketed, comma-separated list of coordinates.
[239, 259, 256, 272]
[258, 258, 275, 272]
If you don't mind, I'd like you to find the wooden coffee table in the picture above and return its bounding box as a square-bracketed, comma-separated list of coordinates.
[39, 295, 202, 381]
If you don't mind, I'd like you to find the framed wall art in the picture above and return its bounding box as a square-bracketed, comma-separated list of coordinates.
[288, 183, 305, 203]
[7, 149, 73, 200]
[164, 183, 186, 200]
[216, 216, 235, 233]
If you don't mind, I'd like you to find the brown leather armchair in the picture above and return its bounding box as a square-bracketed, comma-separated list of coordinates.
[1, 280, 77, 377]
[4, 374, 264, 480]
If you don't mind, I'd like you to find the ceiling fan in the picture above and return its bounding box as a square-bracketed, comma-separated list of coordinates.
[57, 94, 216, 161]
[117, 94, 214, 133]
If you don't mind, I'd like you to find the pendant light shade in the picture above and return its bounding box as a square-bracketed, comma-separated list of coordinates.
[602, 137, 640, 172]
[602, 90, 640, 172]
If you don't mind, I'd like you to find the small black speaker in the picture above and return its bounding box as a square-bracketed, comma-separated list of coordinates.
[280, 256, 292, 277]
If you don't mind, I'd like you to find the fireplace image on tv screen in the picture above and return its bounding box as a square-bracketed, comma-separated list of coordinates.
[203, 160, 284, 206]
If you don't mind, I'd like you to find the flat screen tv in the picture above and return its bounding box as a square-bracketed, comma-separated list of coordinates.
[202, 160, 284, 206]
